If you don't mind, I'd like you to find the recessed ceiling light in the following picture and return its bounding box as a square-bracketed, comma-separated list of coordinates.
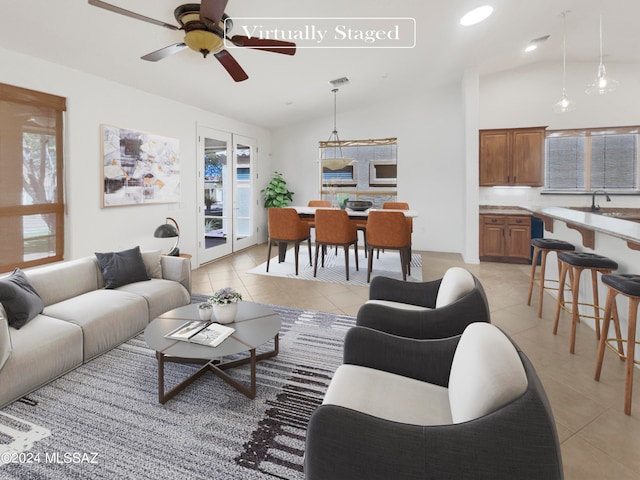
[525, 44, 538, 53]
[460, 5, 494, 26]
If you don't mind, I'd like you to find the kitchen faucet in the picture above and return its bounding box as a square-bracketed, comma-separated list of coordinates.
[590, 190, 611, 212]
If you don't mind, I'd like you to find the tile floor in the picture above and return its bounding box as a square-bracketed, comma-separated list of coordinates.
[192, 244, 640, 480]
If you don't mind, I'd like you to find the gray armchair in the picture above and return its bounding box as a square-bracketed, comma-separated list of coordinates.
[357, 267, 490, 339]
[304, 324, 563, 480]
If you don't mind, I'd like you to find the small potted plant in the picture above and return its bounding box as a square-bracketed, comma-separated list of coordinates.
[261, 171, 294, 208]
[208, 287, 243, 324]
[198, 302, 213, 321]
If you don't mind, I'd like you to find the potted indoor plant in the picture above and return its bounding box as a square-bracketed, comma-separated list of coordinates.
[208, 287, 243, 324]
[261, 171, 294, 208]
[198, 302, 213, 320]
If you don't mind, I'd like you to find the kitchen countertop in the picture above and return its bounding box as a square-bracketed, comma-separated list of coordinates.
[522, 206, 640, 247]
[479, 205, 532, 216]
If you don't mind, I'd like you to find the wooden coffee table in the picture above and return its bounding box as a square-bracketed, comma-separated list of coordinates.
[144, 301, 281, 403]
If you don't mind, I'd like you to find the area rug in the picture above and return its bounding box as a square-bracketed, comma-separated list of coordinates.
[248, 248, 422, 286]
[0, 301, 355, 480]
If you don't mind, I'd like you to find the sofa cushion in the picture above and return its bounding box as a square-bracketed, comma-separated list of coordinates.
[448, 323, 528, 424]
[141, 250, 163, 279]
[323, 364, 453, 426]
[117, 278, 190, 319]
[0, 268, 45, 329]
[0, 314, 83, 408]
[43, 289, 149, 361]
[0, 308, 11, 374]
[25, 257, 100, 307]
[95, 246, 150, 289]
[435, 267, 475, 309]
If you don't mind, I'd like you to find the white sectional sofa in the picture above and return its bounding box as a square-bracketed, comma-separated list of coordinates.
[0, 248, 191, 408]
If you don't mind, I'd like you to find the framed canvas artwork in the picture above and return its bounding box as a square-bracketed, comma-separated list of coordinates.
[101, 124, 181, 207]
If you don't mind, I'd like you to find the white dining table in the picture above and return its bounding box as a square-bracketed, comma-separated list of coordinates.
[291, 206, 418, 218]
[271, 206, 418, 263]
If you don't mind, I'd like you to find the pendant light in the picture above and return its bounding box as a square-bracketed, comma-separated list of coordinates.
[553, 11, 576, 113]
[585, 14, 618, 95]
[322, 88, 354, 170]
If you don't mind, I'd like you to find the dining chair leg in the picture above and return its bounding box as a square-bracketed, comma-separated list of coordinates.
[293, 242, 300, 275]
[354, 242, 359, 271]
[313, 243, 320, 277]
[367, 246, 374, 282]
[343, 245, 350, 281]
[307, 238, 312, 266]
[266, 239, 273, 272]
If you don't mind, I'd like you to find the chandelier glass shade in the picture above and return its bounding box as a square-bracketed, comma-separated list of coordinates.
[585, 14, 618, 95]
[553, 12, 576, 113]
[322, 88, 355, 171]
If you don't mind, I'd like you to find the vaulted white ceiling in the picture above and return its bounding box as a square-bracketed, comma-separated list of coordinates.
[1, 0, 638, 128]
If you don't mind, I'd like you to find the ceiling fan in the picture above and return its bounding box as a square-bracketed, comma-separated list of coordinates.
[88, 0, 296, 82]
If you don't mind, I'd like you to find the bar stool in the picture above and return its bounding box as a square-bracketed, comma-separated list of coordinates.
[527, 238, 576, 318]
[595, 273, 640, 415]
[553, 251, 618, 354]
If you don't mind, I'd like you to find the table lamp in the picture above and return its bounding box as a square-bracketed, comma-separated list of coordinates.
[154, 217, 180, 256]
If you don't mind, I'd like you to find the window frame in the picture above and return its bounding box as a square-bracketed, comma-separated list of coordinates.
[0, 83, 66, 272]
[544, 126, 640, 193]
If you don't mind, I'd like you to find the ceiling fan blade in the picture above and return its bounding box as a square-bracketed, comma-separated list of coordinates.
[214, 50, 249, 82]
[141, 43, 188, 62]
[88, 0, 179, 30]
[229, 36, 296, 55]
[200, 0, 228, 24]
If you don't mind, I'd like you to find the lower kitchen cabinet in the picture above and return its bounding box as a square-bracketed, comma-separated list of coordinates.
[480, 214, 532, 264]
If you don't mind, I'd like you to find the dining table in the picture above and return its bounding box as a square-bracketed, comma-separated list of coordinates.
[272, 206, 418, 262]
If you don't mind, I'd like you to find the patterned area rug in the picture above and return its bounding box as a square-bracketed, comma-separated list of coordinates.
[248, 248, 422, 286]
[0, 300, 355, 480]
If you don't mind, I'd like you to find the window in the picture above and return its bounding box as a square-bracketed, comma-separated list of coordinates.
[545, 127, 639, 191]
[0, 83, 66, 272]
[318, 137, 397, 207]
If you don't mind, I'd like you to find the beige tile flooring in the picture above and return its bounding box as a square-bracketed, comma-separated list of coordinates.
[193, 244, 640, 480]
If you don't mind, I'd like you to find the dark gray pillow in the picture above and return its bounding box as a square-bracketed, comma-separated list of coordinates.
[0, 268, 45, 329]
[95, 246, 150, 289]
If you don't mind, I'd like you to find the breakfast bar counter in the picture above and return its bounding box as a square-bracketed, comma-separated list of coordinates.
[520, 205, 640, 347]
[525, 206, 640, 252]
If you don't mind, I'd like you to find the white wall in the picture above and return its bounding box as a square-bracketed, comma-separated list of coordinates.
[270, 84, 466, 253]
[0, 47, 272, 267]
[479, 61, 640, 210]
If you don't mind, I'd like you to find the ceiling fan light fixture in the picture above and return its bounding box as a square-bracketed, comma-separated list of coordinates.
[184, 29, 224, 57]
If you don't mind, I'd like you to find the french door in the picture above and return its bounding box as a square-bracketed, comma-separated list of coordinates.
[197, 126, 257, 265]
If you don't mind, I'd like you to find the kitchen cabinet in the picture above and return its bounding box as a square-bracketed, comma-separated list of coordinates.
[480, 214, 531, 263]
[479, 127, 545, 186]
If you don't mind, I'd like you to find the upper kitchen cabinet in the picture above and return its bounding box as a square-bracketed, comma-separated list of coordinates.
[479, 127, 546, 186]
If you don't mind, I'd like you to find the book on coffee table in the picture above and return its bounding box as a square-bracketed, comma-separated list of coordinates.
[164, 321, 235, 348]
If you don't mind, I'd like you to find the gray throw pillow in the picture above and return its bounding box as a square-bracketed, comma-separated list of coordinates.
[95, 246, 150, 289]
[0, 268, 45, 329]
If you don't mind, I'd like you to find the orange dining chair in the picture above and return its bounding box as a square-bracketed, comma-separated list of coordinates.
[313, 209, 359, 281]
[380, 201, 413, 259]
[266, 208, 312, 275]
[382, 202, 413, 232]
[304, 200, 331, 229]
[365, 210, 412, 282]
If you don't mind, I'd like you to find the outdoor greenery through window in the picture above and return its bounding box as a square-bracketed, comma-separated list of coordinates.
[0, 83, 66, 272]
[545, 126, 639, 191]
